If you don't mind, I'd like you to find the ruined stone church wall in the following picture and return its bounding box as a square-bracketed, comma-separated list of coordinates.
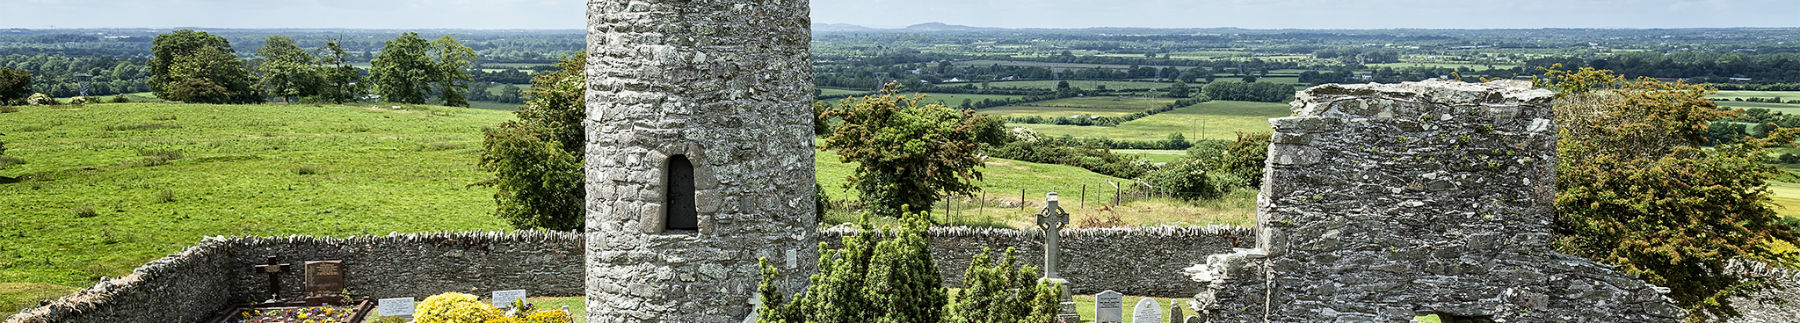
[1189, 80, 1687, 322]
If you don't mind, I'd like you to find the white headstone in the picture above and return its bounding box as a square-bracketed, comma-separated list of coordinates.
[377, 297, 415, 317]
[1094, 290, 1123, 323]
[1132, 298, 1162, 323]
[492, 289, 527, 309]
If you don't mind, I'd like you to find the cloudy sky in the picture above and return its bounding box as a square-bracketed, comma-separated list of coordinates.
[0, 0, 1794, 29]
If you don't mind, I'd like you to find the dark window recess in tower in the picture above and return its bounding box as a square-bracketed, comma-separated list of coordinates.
[666, 155, 698, 230]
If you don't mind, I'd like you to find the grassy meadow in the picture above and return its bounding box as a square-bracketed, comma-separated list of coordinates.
[976, 96, 1179, 118]
[0, 102, 517, 312]
[985, 80, 1177, 90]
[1019, 100, 1292, 141]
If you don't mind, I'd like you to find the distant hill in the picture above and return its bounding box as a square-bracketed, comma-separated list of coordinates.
[813, 22, 1000, 33]
[903, 22, 995, 32]
[812, 23, 877, 33]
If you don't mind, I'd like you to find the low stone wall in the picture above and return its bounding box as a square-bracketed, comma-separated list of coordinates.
[8, 226, 1248, 323]
[3, 238, 239, 323]
[822, 226, 1256, 297]
[5, 231, 585, 323]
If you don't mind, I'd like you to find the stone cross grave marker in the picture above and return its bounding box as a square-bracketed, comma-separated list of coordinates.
[1095, 290, 1123, 323]
[378, 297, 415, 317]
[303, 260, 344, 297]
[492, 289, 527, 309]
[1132, 298, 1162, 323]
[251, 256, 290, 301]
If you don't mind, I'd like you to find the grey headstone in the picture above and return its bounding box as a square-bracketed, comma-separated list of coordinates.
[377, 297, 414, 317]
[1132, 298, 1162, 323]
[1169, 299, 1183, 323]
[492, 289, 527, 309]
[1095, 290, 1123, 323]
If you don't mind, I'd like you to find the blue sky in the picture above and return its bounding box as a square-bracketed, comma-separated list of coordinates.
[0, 0, 1795, 29]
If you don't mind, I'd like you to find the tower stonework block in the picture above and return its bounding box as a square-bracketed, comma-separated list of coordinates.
[1188, 80, 1686, 322]
[584, 0, 816, 322]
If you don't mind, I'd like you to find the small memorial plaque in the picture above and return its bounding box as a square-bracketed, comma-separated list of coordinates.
[378, 297, 415, 317]
[492, 289, 527, 308]
[1132, 298, 1162, 323]
[304, 260, 344, 296]
[1094, 290, 1123, 323]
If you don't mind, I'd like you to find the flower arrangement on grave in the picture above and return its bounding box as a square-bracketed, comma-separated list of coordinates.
[483, 298, 573, 323]
[416, 292, 501, 323]
[228, 305, 357, 323]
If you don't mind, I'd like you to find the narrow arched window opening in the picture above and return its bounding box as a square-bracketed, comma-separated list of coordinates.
[665, 155, 698, 231]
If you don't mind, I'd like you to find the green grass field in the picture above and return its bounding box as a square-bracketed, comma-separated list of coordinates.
[977, 96, 1180, 118]
[822, 93, 1027, 108]
[1711, 90, 1800, 102]
[818, 88, 872, 97]
[1019, 100, 1292, 141]
[985, 80, 1177, 91]
[1116, 149, 1186, 164]
[1716, 101, 1800, 113]
[0, 102, 517, 312]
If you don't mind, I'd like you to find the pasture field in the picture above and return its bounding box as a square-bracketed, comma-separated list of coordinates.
[1368, 62, 1520, 70]
[0, 102, 518, 312]
[1018, 100, 1292, 141]
[1716, 101, 1800, 113]
[1116, 149, 1187, 164]
[952, 59, 1177, 71]
[976, 96, 1181, 118]
[1711, 90, 1800, 102]
[986, 80, 1177, 91]
[821, 92, 1026, 108]
[818, 88, 872, 97]
[910, 93, 1027, 107]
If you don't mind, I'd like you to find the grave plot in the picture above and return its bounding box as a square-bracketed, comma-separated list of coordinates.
[208, 258, 376, 323]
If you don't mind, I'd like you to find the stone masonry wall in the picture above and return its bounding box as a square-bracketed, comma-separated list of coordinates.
[4, 232, 583, 323]
[585, 0, 817, 322]
[1188, 80, 1687, 322]
[821, 226, 1255, 297]
[7, 228, 1252, 323]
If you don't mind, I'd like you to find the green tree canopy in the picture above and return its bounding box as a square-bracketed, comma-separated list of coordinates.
[822, 83, 988, 218]
[370, 33, 435, 104]
[318, 38, 364, 104]
[149, 29, 259, 104]
[253, 36, 322, 103]
[0, 67, 31, 105]
[1544, 67, 1799, 320]
[477, 54, 586, 231]
[163, 46, 261, 104]
[430, 36, 476, 108]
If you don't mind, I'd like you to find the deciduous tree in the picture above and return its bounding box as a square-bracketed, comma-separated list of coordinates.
[253, 36, 322, 103]
[318, 38, 364, 104]
[821, 83, 985, 218]
[148, 30, 259, 104]
[0, 67, 30, 105]
[370, 33, 435, 104]
[163, 46, 261, 104]
[478, 54, 586, 231]
[430, 36, 476, 107]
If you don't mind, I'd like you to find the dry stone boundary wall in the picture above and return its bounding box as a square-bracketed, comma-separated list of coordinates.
[5, 228, 1239, 323]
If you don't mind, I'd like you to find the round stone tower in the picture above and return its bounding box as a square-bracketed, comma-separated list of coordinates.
[583, 0, 816, 321]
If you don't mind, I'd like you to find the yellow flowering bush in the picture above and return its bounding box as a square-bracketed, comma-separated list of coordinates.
[482, 307, 572, 323]
[416, 292, 502, 323]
